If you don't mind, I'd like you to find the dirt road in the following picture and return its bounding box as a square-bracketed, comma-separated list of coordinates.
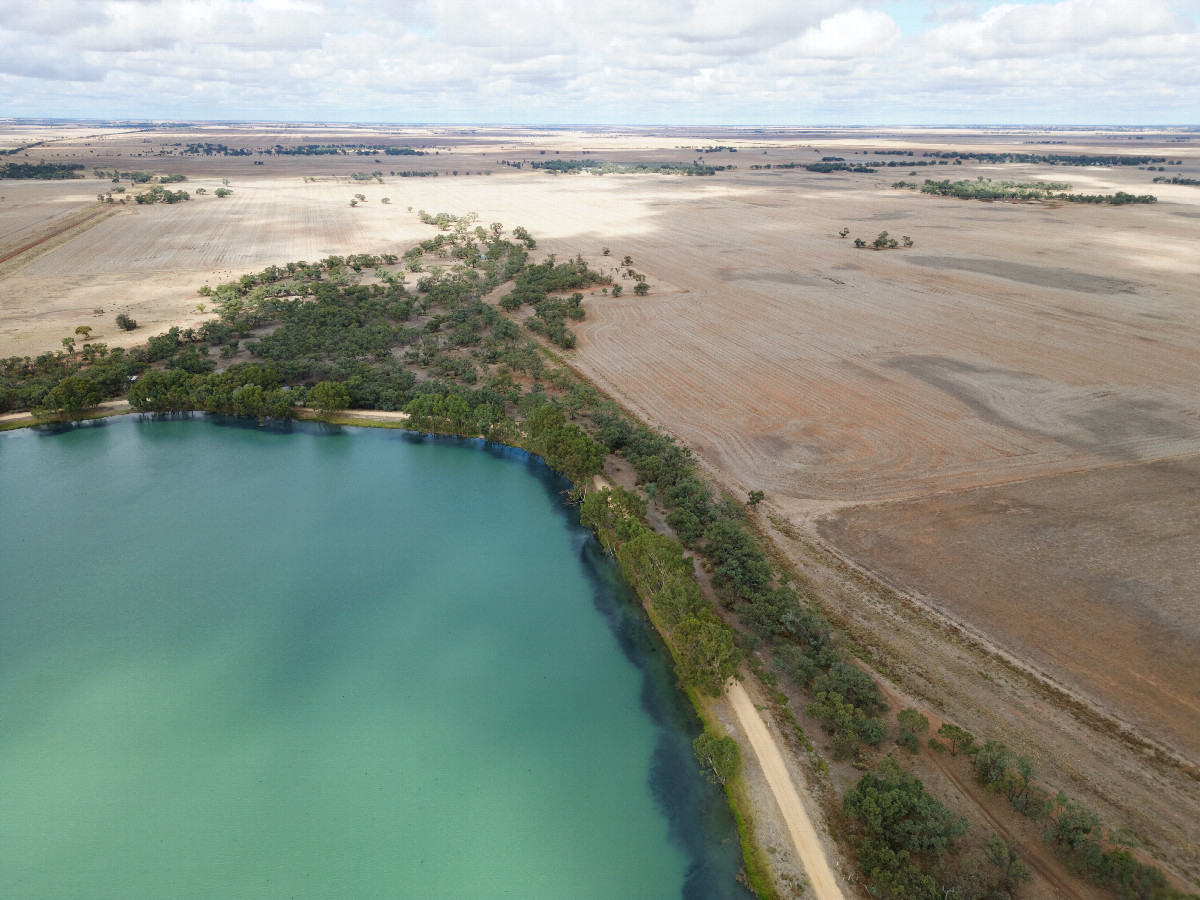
[728, 679, 845, 900]
[0, 399, 130, 427]
[926, 749, 1092, 900]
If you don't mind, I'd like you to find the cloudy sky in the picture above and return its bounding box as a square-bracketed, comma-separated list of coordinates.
[1, 0, 1197, 124]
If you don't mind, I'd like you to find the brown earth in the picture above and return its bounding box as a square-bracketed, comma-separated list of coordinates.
[4, 123, 1200, 888]
[818, 457, 1200, 755]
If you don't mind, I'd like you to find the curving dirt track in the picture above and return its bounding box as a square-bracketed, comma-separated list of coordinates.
[728, 680, 846, 900]
[926, 748, 1088, 900]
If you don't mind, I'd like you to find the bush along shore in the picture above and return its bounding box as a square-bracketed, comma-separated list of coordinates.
[2, 215, 1196, 900]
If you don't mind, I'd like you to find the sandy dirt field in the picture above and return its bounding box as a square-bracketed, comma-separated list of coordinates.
[3, 123, 1199, 886]
[819, 456, 1200, 754]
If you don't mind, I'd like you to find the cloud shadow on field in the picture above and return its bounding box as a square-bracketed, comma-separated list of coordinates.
[904, 255, 1139, 294]
[882, 354, 1197, 459]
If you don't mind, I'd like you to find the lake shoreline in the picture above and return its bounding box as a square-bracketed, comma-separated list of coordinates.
[1, 415, 749, 898]
[5, 403, 795, 898]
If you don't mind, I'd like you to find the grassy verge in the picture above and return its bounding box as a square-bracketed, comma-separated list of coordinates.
[691, 691, 781, 900]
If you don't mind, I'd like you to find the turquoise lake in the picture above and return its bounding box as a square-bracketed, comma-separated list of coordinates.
[0, 416, 747, 899]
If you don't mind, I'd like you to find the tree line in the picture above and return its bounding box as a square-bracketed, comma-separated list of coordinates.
[530, 159, 734, 176]
[0, 162, 84, 179]
[896, 178, 1157, 204]
[921, 151, 1182, 167]
[806, 162, 876, 173]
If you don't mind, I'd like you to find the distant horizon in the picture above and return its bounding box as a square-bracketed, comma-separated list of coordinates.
[3, 117, 1198, 131]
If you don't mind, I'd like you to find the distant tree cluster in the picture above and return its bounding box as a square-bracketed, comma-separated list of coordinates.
[1153, 176, 1200, 186]
[183, 143, 252, 156]
[849, 230, 913, 250]
[529, 159, 734, 176]
[173, 142, 427, 157]
[531, 159, 601, 173]
[806, 162, 876, 174]
[134, 184, 190, 204]
[269, 144, 361, 156]
[0, 162, 84, 179]
[898, 178, 1157, 204]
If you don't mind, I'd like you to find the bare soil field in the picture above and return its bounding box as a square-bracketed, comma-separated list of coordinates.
[819, 456, 1200, 755]
[0, 180, 105, 259]
[4, 123, 1200, 886]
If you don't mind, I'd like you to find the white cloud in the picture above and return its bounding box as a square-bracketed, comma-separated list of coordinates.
[925, 0, 1189, 58]
[0, 0, 1196, 122]
[788, 9, 901, 58]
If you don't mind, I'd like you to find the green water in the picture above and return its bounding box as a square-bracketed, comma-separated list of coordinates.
[0, 416, 747, 899]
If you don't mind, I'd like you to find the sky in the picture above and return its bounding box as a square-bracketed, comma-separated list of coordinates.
[1, 0, 1198, 125]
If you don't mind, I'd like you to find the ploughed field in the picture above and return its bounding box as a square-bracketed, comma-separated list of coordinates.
[4, 124, 1200, 880]
[558, 144, 1200, 760]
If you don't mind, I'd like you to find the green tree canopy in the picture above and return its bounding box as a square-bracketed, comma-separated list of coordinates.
[694, 731, 740, 786]
[308, 381, 350, 416]
[37, 375, 102, 420]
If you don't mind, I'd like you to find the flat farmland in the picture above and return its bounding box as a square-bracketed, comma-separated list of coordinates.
[560, 149, 1200, 766]
[819, 456, 1200, 748]
[0, 180, 106, 259]
[0, 134, 694, 355]
[570, 171, 1200, 505]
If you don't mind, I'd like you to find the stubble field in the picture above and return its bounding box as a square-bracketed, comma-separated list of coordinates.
[3, 123, 1199, 883]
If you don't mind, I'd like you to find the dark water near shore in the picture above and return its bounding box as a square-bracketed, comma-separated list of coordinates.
[0, 415, 747, 899]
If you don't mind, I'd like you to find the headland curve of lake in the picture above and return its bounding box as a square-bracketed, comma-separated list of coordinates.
[0, 415, 747, 899]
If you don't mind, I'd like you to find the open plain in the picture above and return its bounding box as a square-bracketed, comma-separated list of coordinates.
[3, 123, 1199, 887]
